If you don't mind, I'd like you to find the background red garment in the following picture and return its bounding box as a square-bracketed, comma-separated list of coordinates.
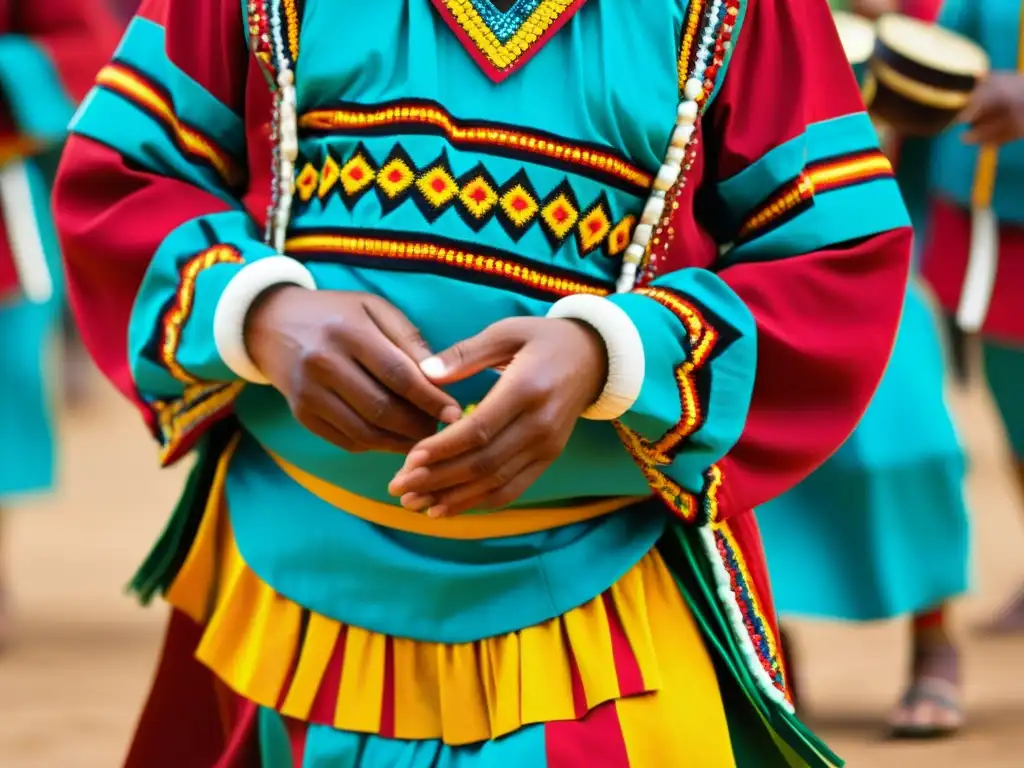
[901, 0, 943, 22]
[0, 0, 119, 299]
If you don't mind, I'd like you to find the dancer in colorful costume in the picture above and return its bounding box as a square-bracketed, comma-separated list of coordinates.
[908, 0, 1024, 637]
[760, 0, 973, 739]
[55, 0, 911, 764]
[0, 0, 117, 648]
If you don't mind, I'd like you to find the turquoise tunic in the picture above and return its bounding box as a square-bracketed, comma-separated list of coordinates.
[61, 0, 912, 763]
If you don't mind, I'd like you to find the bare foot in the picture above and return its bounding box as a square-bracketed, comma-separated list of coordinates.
[888, 641, 963, 739]
[980, 587, 1024, 635]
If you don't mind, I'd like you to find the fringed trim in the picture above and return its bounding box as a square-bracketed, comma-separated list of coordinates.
[162, 445, 715, 746]
[698, 522, 791, 711]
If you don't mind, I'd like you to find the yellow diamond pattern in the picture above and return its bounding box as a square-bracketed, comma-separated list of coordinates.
[541, 193, 579, 240]
[339, 153, 374, 197]
[295, 163, 319, 202]
[460, 176, 499, 219]
[607, 215, 635, 256]
[417, 166, 459, 209]
[578, 206, 612, 254]
[377, 158, 416, 199]
[317, 155, 341, 198]
[500, 184, 539, 227]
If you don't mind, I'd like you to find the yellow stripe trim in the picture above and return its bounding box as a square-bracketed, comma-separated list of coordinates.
[285, 233, 612, 298]
[96, 64, 241, 187]
[268, 449, 647, 539]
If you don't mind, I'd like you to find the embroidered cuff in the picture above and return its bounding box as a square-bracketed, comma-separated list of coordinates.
[212, 255, 316, 384]
[547, 294, 645, 421]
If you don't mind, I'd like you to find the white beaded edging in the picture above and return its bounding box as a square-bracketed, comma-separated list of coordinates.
[546, 294, 645, 421]
[213, 256, 317, 384]
[698, 526, 793, 712]
[266, 0, 299, 254]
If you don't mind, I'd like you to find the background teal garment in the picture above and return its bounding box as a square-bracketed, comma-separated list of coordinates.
[0, 153, 63, 501]
[757, 284, 970, 621]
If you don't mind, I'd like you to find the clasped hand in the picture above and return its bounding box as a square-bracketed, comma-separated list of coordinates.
[247, 288, 608, 516]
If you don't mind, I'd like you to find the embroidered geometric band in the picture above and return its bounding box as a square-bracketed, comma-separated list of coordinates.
[293, 145, 638, 258]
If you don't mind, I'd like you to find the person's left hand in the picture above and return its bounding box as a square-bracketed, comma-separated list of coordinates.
[387, 316, 608, 517]
[961, 72, 1024, 146]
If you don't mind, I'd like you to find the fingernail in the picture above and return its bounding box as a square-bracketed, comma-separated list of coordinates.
[389, 467, 426, 495]
[426, 505, 447, 519]
[439, 405, 462, 425]
[401, 493, 434, 512]
[402, 450, 429, 472]
[420, 356, 447, 379]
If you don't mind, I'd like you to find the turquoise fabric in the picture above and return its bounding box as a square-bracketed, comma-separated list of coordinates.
[926, 0, 1024, 225]
[0, 36, 75, 144]
[259, 708, 547, 768]
[758, 284, 970, 621]
[982, 339, 1024, 459]
[717, 112, 881, 229]
[610, 267, 758, 496]
[718, 111, 909, 264]
[128, 212, 276, 392]
[0, 158, 63, 500]
[227, 434, 667, 643]
[110, 18, 248, 158]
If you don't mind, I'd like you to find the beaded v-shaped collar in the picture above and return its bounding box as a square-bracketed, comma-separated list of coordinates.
[429, 0, 589, 83]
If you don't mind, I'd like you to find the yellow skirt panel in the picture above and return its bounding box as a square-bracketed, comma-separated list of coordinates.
[165, 435, 731, 756]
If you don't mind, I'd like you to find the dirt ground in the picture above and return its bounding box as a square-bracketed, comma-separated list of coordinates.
[1, 374, 1022, 767]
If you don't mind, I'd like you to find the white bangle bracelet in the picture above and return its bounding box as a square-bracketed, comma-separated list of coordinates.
[212, 255, 317, 384]
[547, 293, 645, 421]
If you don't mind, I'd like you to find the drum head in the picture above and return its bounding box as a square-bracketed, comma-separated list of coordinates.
[875, 13, 989, 79]
[833, 11, 876, 66]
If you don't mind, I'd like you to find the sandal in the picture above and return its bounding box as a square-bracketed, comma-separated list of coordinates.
[888, 676, 964, 739]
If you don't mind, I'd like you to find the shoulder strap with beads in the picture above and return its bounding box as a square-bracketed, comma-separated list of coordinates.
[614, 0, 748, 293]
[245, 0, 305, 251]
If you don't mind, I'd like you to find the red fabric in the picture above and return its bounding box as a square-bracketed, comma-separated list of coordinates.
[698, 0, 912, 518]
[603, 593, 646, 698]
[901, 0, 943, 22]
[545, 700, 631, 768]
[919, 198, 1024, 344]
[655, 0, 909, 668]
[54, 0, 264, 433]
[912, 605, 948, 631]
[124, 609, 260, 768]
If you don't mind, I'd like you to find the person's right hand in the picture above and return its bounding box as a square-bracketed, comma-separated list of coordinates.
[245, 287, 464, 453]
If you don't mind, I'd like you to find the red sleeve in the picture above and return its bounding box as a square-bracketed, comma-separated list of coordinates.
[53, 0, 256, 434]
[699, 0, 913, 518]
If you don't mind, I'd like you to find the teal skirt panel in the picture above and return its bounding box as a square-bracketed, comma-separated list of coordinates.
[982, 340, 1024, 459]
[758, 285, 971, 621]
[226, 434, 667, 644]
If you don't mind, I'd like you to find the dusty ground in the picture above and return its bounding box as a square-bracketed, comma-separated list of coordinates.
[0, 375, 1022, 767]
